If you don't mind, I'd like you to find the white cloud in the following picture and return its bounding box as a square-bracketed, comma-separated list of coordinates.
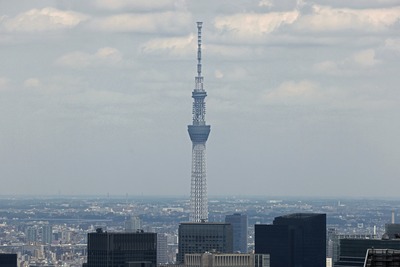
[0, 77, 9, 90]
[141, 34, 195, 56]
[93, 0, 186, 11]
[383, 38, 400, 53]
[1, 7, 88, 32]
[259, 0, 274, 8]
[263, 80, 322, 104]
[88, 11, 191, 34]
[213, 4, 400, 41]
[295, 5, 400, 32]
[56, 47, 124, 69]
[214, 11, 299, 37]
[352, 49, 378, 67]
[215, 70, 224, 79]
[24, 78, 41, 88]
[314, 49, 379, 75]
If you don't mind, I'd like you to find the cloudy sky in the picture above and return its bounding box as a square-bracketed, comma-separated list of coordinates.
[1, 0, 400, 197]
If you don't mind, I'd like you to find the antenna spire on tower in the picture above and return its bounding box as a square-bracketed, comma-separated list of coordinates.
[197, 22, 202, 77]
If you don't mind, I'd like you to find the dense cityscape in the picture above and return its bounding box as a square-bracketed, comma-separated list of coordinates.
[0, 196, 399, 266]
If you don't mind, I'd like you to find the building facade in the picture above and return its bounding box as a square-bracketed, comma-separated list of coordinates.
[85, 228, 157, 267]
[335, 239, 400, 267]
[0, 253, 17, 267]
[177, 223, 233, 264]
[125, 216, 142, 233]
[185, 253, 270, 267]
[364, 249, 400, 267]
[225, 213, 248, 253]
[255, 213, 326, 267]
[41, 225, 53, 245]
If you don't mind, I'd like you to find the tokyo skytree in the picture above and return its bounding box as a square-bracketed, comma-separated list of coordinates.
[188, 22, 210, 222]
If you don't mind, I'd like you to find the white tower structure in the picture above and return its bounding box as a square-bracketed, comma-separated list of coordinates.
[188, 22, 211, 222]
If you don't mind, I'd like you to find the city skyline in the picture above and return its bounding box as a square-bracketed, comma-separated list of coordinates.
[0, 1, 400, 197]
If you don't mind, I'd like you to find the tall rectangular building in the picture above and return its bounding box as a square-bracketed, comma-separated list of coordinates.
[157, 233, 168, 264]
[85, 228, 157, 267]
[225, 213, 248, 253]
[255, 213, 326, 267]
[41, 225, 53, 245]
[177, 222, 233, 263]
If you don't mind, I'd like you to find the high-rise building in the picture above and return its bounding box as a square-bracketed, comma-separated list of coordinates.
[0, 253, 17, 267]
[85, 228, 157, 267]
[386, 224, 400, 239]
[364, 249, 400, 267]
[125, 216, 142, 233]
[26, 226, 38, 243]
[335, 239, 400, 267]
[177, 222, 233, 263]
[157, 233, 168, 264]
[41, 225, 53, 245]
[255, 213, 326, 267]
[188, 22, 211, 223]
[225, 213, 248, 253]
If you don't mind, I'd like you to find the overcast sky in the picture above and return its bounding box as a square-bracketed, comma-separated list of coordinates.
[1, 0, 400, 197]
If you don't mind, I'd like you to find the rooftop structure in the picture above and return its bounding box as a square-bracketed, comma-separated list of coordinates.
[185, 252, 270, 267]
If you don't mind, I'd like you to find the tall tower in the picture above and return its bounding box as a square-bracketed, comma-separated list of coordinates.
[188, 22, 210, 222]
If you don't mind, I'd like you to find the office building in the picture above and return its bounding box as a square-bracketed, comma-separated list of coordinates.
[255, 213, 326, 267]
[188, 22, 211, 222]
[0, 253, 17, 267]
[225, 213, 248, 253]
[335, 239, 400, 267]
[125, 216, 142, 233]
[364, 249, 400, 267]
[177, 222, 233, 263]
[157, 233, 168, 264]
[386, 224, 400, 239]
[85, 228, 157, 267]
[41, 225, 53, 245]
[26, 226, 38, 243]
[185, 253, 270, 267]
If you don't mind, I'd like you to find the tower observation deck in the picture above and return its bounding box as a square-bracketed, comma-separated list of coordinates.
[188, 22, 210, 222]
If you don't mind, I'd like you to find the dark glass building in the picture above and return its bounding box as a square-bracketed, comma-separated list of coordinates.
[255, 213, 326, 267]
[335, 239, 400, 267]
[0, 253, 17, 267]
[364, 249, 400, 267]
[177, 222, 233, 263]
[85, 228, 157, 267]
[225, 213, 248, 253]
[386, 224, 400, 239]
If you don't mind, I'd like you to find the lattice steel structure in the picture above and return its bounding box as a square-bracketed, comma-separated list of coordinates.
[188, 22, 210, 222]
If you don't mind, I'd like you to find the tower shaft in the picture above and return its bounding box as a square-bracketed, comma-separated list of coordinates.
[188, 22, 210, 222]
